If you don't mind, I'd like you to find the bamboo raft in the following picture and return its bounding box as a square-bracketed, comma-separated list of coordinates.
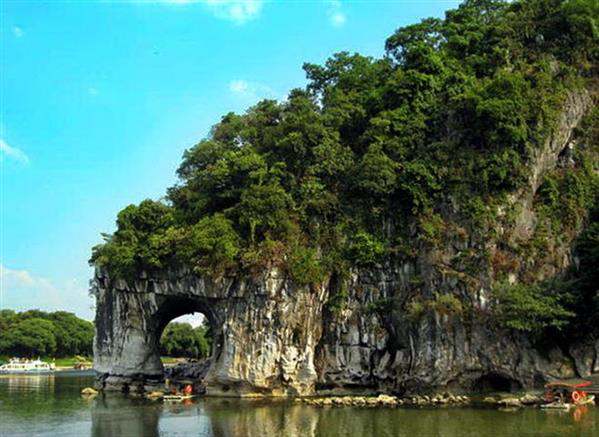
[163, 394, 195, 402]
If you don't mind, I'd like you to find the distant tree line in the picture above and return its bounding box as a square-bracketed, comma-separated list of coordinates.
[160, 322, 211, 359]
[0, 310, 94, 358]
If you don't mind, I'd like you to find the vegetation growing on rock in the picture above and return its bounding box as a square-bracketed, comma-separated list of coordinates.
[91, 0, 598, 338]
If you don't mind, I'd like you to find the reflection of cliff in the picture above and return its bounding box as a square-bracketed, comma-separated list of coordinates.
[202, 401, 599, 437]
[204, 400, 318, 437]
[91, 396, 160, 437]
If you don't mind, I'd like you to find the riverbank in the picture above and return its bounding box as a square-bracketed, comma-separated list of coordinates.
[133, 374, 596, 411]
[293, 392, 550, 409]
[138, 390, 549, 410]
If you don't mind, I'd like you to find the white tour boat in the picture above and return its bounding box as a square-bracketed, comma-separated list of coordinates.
[0, 358, 55, 374]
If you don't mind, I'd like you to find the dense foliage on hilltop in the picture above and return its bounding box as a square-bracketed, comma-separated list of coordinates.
[0, 310, 94, 358]
[91, 0, 598, 336]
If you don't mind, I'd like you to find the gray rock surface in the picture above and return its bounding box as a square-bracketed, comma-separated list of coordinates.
[93, 267, 326, 396]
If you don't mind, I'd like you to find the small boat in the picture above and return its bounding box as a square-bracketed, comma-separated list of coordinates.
[0, 358, 55, 374]
[163, 394, 195, 402]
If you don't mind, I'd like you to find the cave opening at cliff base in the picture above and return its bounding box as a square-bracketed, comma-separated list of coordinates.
[472, 372, 523, 393]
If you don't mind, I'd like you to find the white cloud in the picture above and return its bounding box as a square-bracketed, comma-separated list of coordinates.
[172, 312, 206, 327]
[0, 265, 60, 309]
[327, 0, 346, 27]
[204, 0, 263, 23]
[330, 11, 346, 27]
[229, 79, 278, 101]
[0, 139, 30, 165]
[166, 0, 263, 24]
[229, 79, 249, 94]
[0, 265, 36, 288]
[12, 26, 24, 38]
[0, 264, 93, 320]
[88, 87, 99, 96]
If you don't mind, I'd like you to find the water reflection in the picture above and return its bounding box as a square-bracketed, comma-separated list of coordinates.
[88, 397, 599, 437]
[204, 400, 319, 437]
[91, 396, 161, 437]
[1, 375, 599, 437]
[0, 374, 55, 391]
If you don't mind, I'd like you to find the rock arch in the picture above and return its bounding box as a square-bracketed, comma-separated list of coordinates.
[92, 268, 327, 396]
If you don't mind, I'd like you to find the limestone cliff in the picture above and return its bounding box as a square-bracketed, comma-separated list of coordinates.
[92, 89, 597, 396]
[93, 268, 327, 396]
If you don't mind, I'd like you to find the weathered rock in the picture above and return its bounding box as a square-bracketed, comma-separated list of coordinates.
[483, 396, 498, 405]
[376, 394, 398, 406]
[498, 398, 522, 408]
[81, 387, 98, 395]
[569, 342, 596, 377]
[353, 397, 366, 406]
[519, 393, 543, 406]
[93, 268, 326, 396]
[165, 359, 211, 382]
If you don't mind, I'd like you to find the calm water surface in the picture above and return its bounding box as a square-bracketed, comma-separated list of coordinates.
[1, 373, 597, 436]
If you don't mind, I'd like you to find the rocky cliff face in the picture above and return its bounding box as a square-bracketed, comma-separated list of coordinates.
[92, 262, 597, 396]
[92, 90, 597, 396]
[315, 265, 596, 395]
[93, 268, 327, 396]
[316, 90, 598, 394]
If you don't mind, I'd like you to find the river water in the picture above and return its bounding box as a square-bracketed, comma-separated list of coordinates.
[1, 373, 597, 436]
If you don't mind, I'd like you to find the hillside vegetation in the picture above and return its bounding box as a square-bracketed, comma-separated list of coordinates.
[91, 0, 598, 339]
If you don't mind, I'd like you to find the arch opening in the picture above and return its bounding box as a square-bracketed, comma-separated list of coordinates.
[151, 296, 222, 390]
[160, 313, 211, 361]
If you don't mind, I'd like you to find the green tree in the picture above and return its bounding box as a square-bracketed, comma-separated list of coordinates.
[48, 312, 94, 356]
[160, 322, 210, 358]
[0, 318, 57, 357]
[0, 310, 94, 358]
[181, 213, 240, 275]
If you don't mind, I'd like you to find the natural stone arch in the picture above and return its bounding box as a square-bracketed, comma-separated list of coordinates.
[92, 276, 225, 393]
[152, 296, 219, 363]
[92, 267, 328, 396]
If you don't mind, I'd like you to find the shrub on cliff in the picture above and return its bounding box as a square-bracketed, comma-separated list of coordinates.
[491, 282, 575, 333]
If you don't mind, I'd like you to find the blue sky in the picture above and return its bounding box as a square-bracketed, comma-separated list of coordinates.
[1, 0, 461, 321]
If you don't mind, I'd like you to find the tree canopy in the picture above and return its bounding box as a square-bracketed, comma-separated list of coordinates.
[0, 310, 94, 358]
